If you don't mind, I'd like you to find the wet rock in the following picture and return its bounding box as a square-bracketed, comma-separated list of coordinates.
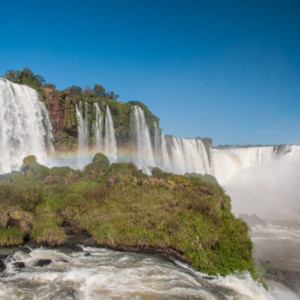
[57, 258, 69, 263]
[257, 260, 300, 291]
[0, 256, 7, 272]
[201, 275, 215, 280]
[82, 237, 96, 246]
[35, 259, 52, 267]
[0, 261, 6, 272]
[13, 262, 25, 268]
[58, 245, 83, 254]
[84, 252, 91, 257]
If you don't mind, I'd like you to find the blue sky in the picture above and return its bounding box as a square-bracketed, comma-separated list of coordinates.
[1, 0, 299, 145]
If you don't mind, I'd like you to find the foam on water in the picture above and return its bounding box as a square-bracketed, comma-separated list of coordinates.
[0, 247, 277, 300]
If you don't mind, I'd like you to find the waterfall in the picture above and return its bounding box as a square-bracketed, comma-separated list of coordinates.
[161, 132, 171, 171]
[284, 145, 300, 161]
[0, 78, 54, 173]
[104, 105, 117, 162]
[212, 146, 276, 184]
[93, 103, 103, 152]
[166, 137, 212, 175]
[75, 101, 89, 168]
[154, 121, 161, 158]
[130, 106, 155, 170]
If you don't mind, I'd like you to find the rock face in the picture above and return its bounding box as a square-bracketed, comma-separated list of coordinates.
[42, 88, 77, 151]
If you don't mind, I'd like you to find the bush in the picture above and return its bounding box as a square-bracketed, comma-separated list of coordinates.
[4, 67, 45, 90]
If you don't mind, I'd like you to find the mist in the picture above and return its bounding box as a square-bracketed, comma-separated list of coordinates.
[224, 159, 300, 222]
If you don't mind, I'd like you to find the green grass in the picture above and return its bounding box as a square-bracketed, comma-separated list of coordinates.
[0, 227, 24, 246]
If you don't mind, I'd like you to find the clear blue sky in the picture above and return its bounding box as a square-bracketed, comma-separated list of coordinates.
[1, 0, 299, 145]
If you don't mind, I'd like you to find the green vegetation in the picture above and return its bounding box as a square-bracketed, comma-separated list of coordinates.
[0, 153, 256, 278]
[0, 227, 24, 246]
[4, 67, 46, 92]
[184, 172, 219, 185]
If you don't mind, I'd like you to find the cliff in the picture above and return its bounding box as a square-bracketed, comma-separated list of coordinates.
[40, 86, 160, 152]
[2, 68, 210, 153]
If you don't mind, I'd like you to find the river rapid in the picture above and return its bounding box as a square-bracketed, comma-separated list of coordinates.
[0, 244, 271, 300]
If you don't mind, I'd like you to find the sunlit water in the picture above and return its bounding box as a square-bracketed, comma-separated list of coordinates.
[0, 246, 273, 300]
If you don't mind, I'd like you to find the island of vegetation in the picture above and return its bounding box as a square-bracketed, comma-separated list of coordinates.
[0, 153, 256, 279]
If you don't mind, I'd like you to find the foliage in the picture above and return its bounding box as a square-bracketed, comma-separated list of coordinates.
[184, 172, 219, 185]
[22, 155, 37, 165]
[31, 206, 66, 246]
[0, 227, 24, 246]
[4, 67, 45, 90]
[94, 84, 106, 97]
[67, 85, 82, 95]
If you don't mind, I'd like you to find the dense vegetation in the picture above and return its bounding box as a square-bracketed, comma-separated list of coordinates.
[0, 153, 255, 277]
[3, 67, 160, 151]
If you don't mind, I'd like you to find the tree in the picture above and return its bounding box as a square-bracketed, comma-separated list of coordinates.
[108, 91, 119, 100]
[67, 85, 82, 95]
[4, 67, 45, 90]
[94, 84, 106, 97]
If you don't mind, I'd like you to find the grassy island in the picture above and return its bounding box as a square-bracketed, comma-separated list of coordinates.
[0, 153, 255, 278]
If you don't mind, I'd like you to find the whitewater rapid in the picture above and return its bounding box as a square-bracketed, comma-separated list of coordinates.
[0, 246, 273, 300]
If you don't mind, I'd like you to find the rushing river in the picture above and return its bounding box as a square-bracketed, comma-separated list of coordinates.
[0, 245, 271, 300]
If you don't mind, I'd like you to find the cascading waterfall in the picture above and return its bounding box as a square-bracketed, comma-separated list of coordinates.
[75, 103, 117, 167]
[0, 78, 54, 173]
[130, 106, 155, 170]
[1, 77, 297, 183]
[161, 132, 171, 171]
[212, 146, 276, 184]
[104, 105, 117, 162]
[284, 145, 300, 161]
[166, 137, 212, 175]
[153, 121, 161, 158]
[129, 109, 212, 176]
[93, 103, 104, 152]
[75, 102, 300, 183]
[75, 101, 89, 168]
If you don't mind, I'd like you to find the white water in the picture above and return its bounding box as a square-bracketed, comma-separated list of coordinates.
[103, 105, 117, 162]
[0, 78, 54, 173]
[161, 131, 171, 171]
[93, 103, 103, 152]
[130, 106, 155, 170]
[75, 103, 117, 166]
[165, 137, 212, 175]
[212, 146, 275, 184]
[0, 246, 275, 300]
[154, 121, 161, 158]
[75, 101, 89, 168]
